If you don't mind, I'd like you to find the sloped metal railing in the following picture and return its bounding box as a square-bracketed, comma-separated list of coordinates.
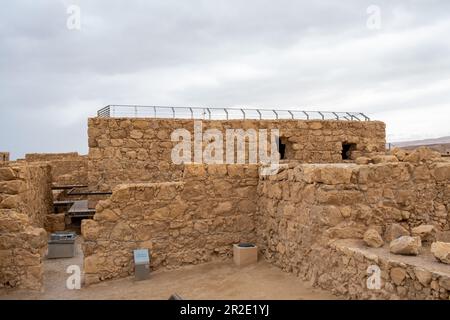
[97, 105, 370, 121]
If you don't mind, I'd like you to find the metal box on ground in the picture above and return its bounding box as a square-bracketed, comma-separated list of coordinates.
[47, 232, 76, 259]
[134, 249, 150, 280]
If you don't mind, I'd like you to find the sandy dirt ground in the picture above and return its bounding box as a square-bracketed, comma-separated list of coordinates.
[0, 238, 337, 300]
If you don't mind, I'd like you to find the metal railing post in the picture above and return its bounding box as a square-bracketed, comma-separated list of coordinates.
[302, 111, 309, 120]
[288, 110, 294, 119]
[332, 112, 339, 120]
[318, 111, 324, 120]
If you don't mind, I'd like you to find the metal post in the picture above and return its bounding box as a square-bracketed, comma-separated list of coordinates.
[153, 106, 156, 118]
[302, 111, 309, 120]
[332, 112, 339, 120]
[318, 111, 324, 120]
[224, 108, 229, 120]
[240, 109, 245, 119]
[288, 110, 294, 119]
[256, 110, 262, 120]
[171, 107, 175, 118]
[360, 113, 370, 121]
[273, 110, 278, 119]
[189, 107, 193, 119]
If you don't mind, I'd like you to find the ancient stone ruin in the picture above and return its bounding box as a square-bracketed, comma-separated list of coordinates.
[0, 153, 9, 163]
[1, 107, 449, 299]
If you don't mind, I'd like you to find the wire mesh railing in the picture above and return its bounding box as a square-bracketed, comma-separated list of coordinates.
[97, 105, 370, 121]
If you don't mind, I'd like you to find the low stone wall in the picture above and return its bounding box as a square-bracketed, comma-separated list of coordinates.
[310, 240, 450, 300]
[256, 150, 450, 299]
[88, 118, 385, 190]
[0, 210, 47, 290]
[0, 164, 53, 228]
[82, 164, 258, 284]
[25, 152, 88, 186]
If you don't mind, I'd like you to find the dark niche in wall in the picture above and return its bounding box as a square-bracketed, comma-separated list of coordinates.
[342, 142, 357, 160]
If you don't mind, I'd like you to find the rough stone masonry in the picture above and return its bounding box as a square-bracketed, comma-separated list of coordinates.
[1, 116, 449, 300]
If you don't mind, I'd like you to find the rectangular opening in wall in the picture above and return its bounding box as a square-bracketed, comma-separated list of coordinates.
[342, 142, 356, 160]
[277, 137, 293, 160]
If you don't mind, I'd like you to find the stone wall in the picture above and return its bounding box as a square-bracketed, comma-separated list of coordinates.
[307, 239, 450, 299]
[0, 210, 47, 290]
[88, 118, 385, 190]
[25, 152, 88, 186]
[0, 152, 9, 162]
[0, 163, 53, 228]
[81, 164, 258, 284]
[256, 149, 450, 299]
[0, 163, 51, 290]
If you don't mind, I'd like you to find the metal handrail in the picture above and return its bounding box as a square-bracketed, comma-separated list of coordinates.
[97, 105, 371, 121]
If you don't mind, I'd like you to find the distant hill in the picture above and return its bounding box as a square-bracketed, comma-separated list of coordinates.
[391, 136, 450, 147]
[390, 136, 450, 155]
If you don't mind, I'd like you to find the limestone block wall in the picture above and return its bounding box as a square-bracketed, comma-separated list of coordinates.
[0, 210, 47, 290]
[0, 163, 53, 227]
[81, 164, 258, 284]
[0, 163, 52, 290]
[25, 152, 88, 186]
[306, 239, 450, 300]
[87, 118, 385, 190]
[256, 154, 450, 299]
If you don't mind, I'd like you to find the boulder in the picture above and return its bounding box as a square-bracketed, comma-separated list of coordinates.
[389, 236, 421, 255]
[403, 147, 441, 163]
[390, 267, 407, 285]
[363, 228, 384, 248]
[391, 148, 407, 161]
[384, 223, 410, 242]
[432, 163, 450, 181]
[411, 225, 436, 244]
[371, 155, 399, 164]
[431, 242, 450, 264]
[355, 157, 371, 165]
[414, 268, 432, 286]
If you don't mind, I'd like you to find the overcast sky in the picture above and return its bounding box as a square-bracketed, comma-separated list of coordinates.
[1, 1, 450, 159]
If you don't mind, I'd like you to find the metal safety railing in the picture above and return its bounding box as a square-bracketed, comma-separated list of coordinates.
[97, 105, 370, 121]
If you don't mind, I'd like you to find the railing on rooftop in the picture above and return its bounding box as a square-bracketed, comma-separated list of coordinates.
[97, 105, 370, 121]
